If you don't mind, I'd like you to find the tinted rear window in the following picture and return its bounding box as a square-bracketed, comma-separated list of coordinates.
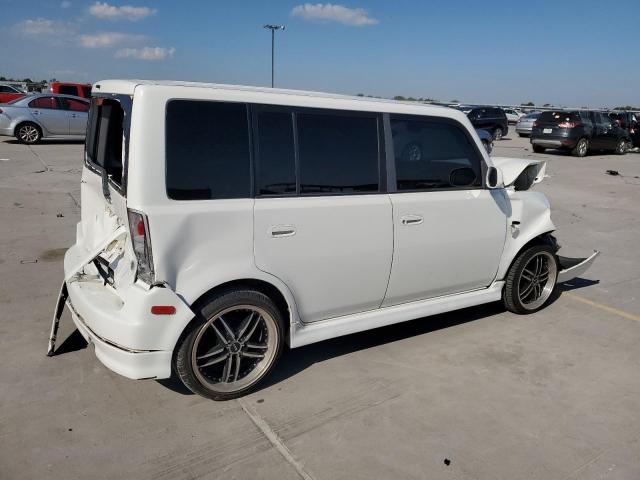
[165, 100, 251, 200]
[86, 98, 124, 185]
[296, 112, 379, 194]
[538, 111, 580, 124]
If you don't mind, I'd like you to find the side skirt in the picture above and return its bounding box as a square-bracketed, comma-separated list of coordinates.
[289, 282, 505, 348]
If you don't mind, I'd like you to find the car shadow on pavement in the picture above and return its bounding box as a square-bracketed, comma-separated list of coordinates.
[157, 277, 598, 397]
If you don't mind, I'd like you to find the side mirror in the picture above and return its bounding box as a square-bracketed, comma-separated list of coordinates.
[486, 166, 504, 189]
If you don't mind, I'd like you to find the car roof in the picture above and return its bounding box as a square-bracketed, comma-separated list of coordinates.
[93, 79, 462, 118]
[8, 93, 89, 105]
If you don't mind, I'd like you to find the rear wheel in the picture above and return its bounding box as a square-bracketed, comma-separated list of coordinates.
[481, 139, 493, 154]
[15, 122, 41, 144]
[174, 289, 284, 400]
[571, 138, 588, 157]
[493, 128, 503, 141]
[503, 245, 559, 314]
[532, 145, 545, 153]
[614, 138, 627, 155]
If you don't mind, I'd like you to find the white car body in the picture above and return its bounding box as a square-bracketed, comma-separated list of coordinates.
[58, 80, 597, 384]
[504, 108, 524, 124]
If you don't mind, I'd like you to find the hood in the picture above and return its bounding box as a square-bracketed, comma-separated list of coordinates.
[491, 156, 547, 190]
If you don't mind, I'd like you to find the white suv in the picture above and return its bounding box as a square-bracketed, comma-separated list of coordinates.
[51, 80, 598, 400]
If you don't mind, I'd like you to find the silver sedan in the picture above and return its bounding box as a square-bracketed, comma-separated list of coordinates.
[515, 112, 540, 137]
[0, 93, 89, 144]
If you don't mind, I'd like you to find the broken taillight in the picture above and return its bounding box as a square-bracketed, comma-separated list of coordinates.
[127, 209, 155, 284]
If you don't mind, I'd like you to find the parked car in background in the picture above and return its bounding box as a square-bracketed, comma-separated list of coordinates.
[476, 128, 493, 153]
[0, 84, 27, 103]
[608, 111, 639, 148]
[530, 110, 629, 156]
[51, 79, 597, 400]
[504, 108, 523, 124]
[0, 93, 89, 144]
[49, 82, 92, 99]
[516, 112, 540, 137]
[466, 107, 508, 140]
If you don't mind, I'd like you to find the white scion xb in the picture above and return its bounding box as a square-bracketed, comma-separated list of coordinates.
[51, 80, 598, 400]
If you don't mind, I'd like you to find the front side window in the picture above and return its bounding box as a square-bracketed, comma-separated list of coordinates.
[60, 97, 89, 112]
[391, 116, 482, 191]
[255, 110, 296, 195]
[296, 112, 379, 194]
[166, 100, 250, 200]
[29, 97, 57, 109]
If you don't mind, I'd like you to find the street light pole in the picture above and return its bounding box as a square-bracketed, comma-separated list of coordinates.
[263, 24, 285, 88]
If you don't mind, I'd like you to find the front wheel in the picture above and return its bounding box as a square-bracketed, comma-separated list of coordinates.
[614, 138, 627, 155]
[482, 139, 493, 154]
[493, 128, 504, 141]
[174, 289, 284, 400]
[503, 245, 559, 314]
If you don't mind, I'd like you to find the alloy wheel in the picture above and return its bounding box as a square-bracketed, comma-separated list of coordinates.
[18, 125, 39, 143]
[517, 251, 557, 310]
[578, 139, 588, 156]
[191, 305, 278, 393]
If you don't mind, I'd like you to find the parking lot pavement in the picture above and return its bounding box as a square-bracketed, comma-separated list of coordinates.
[1, 133, 639, 480]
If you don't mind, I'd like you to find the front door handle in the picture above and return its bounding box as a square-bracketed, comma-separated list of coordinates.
[400, 214, 423, 226]
[269, 225, 296, 238]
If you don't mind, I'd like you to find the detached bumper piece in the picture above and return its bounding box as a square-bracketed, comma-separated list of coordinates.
[557, 251, 600, 283]
[47, 281, 69, 356]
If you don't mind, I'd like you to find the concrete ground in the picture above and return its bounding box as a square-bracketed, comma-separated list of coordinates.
[1, 130, 639, 480]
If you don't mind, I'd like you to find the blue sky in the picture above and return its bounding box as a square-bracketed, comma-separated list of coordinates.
[1, 0, 638, 107]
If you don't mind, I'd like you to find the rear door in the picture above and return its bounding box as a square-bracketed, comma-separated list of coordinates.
[589, 112, 611, 149]
[383, 115, 507, 306]
[253, 107, 393, 323]
[28, 96, 68, 134]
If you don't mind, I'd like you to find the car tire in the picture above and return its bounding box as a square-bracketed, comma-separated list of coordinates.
[493, 128, 503, 141]
[614, 138, 627, 155]
[482, 139, 493, 154]
[571, 138, 589, 157]
[15, 122, 42, 144]
[503, 244, 559, 314]
[174, 288, 284, 401]
[532, 145, 545, 153]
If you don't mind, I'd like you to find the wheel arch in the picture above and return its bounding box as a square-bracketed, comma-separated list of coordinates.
[497, 230, 557, 283]
[14, 120, 43, 138]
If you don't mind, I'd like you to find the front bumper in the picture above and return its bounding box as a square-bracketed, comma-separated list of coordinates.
[557, 251, 600, 283]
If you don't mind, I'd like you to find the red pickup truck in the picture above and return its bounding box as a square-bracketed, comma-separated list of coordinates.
[0, 84, 26, 103]
[49, 82, 92, 98]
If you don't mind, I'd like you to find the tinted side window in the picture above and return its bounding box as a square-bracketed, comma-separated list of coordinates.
[60, 97, 89, 112]
[296, 112, 379, 194]
[29, 97, 57, 109]
[58, 85, 78, 95]
[166, 100, 250, 200]
[391, 117, 482, 191]
[255, 110, 296, 195]
[81, 86, 92, 98]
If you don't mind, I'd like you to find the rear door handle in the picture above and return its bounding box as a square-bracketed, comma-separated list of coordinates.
[269, 225, 296, 238]
[400, 214, 423, 226]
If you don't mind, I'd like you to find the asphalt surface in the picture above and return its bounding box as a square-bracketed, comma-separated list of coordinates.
[1, 130, 639, 480]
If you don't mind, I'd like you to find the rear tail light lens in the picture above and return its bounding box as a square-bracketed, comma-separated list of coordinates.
[558, 121, 580, 128]
[127, 209, 155, 284]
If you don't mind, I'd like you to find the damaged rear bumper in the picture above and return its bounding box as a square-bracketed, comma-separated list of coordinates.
[557, 251, 600, 283]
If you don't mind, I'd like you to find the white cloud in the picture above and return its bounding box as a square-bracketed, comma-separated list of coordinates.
[17, 18, 72, 36]
[79, 32, 147, 48]
[89, 1, 156, 21]
[61, 1, 72, 8]
[114, 46, 175, 60]
[290, 3, 378, 26]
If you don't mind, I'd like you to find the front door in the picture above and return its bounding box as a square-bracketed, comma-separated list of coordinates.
[59, 97, 90, 135]
[382, 114, 507, 306]
[252, 107, 393, 323]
